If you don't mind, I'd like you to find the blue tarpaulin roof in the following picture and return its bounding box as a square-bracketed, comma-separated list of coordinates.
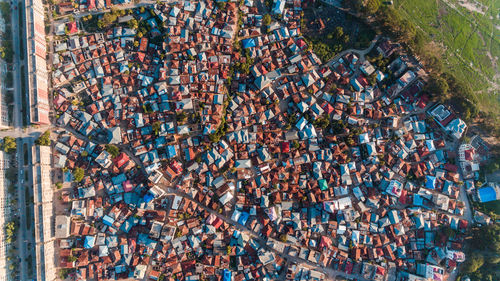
[478, 187, 497, 202]
[143, 192, 155, 203]
[84, 236, 95, 249]
[167, 145, 177, 158]
[319, 179, 328, 191]
[242, 38, 256, 48]
[64, 171, 73, 183]
[223, 269, 232, 281]
[103, 215, 115, 226]
[238, 212, 249, 226]
[425, 176, 436, 189]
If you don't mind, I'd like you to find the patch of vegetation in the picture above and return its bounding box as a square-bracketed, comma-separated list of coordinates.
[81, 14, 100, 33]
[72, 167, 85, 182]
[312, 115, 330, 129]
[233, 47, 254, 75]
[0, 3, 13, 63]
[208, 98, 230, 143]
[5, 167, 17, 182]
[383, 0, 499, 131]
[263, 14, 272, 26]
[5, 221, 18, 244]
[20, 65, 27, 126]
[176, 112, 187, 124]
[302, 3, 376, 62]
[305, 26, 350, 62]
[35, 131, 51, 146]
[461, 224, 500, 281]
[350, 3, 482, 124]
[474, 199, 500, 220]
[105, 144, 120, 158]
[59, 268, 75, 279]
[97, 8, 127, 30]
[152, 121, 162, 135]
[2, 137, 16, 153]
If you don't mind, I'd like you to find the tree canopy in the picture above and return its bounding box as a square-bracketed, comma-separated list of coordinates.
[73, 167, 85, 182]
[461, 224, 500, 280]
[263, 14, 272, 26]
[425, 76, 449, 102]
[2, 137, 16, 153]
[105, 144, 120, 158]
[35, 131, 51, 146]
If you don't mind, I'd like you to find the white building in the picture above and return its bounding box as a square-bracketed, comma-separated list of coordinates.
[32, 145, 55, 281]
[0, 151, 10, 281]
[26, 0, 50, 125]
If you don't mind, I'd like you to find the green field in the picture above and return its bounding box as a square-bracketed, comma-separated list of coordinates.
[393, 0, 500, 114]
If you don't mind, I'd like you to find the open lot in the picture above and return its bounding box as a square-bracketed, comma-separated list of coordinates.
[302, 3, 376, 61]
[393, 0, 500, 114]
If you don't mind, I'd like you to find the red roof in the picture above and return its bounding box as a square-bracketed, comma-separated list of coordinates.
[139, 38, 148, 52]
[137, 52, 145, 62]
[376, 266, 386, 276]
[464, 149, 474, 161]
[319, 236, 332, 249]
[345, 261, 353, 274]
[444, 163, 458, 172]
[417, 94, 429, 109]
[459, 219, 468, 229]
[281, 142, 290, 153]
[212, 217, 223, 229]
[398, 189, 408, 204]
[67, 22, 78, 34]
[114, 152, 129, 168]
[357, 76, 369, 87]
[296, 38, 307, 49]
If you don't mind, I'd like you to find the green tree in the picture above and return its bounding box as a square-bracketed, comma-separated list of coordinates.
[152, 121, 162, 135]
[425, 76, 449, 102]
[35, 131, 51, 146]
[462, 252, 485, 273]
[2, 137, 16, 153]
[364, 0, 382, 14]
[72, 167, 85, 182]
[334, 26, 344, 38]
[313, 116, 330, 129]
[471, 224, 500, 254]
[128, 18, 138, 29]
[105, 144, 120, 158]
[263, 14, 272, 26]
[176, 112, 187, 123]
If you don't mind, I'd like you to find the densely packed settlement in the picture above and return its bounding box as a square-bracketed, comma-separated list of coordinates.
[36, 0, 497, 280]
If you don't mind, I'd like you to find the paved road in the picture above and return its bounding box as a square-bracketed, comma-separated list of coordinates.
[11, 1, 26, 130]
[15, 137, 37, 281]
[15, 138, 27, 280]
[0, 125, 50, 138]
[7, 0, 39, 279]
[9, 0, 32, 279]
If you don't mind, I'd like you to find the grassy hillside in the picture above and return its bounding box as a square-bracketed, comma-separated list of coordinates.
[393, 0, 500, 114]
